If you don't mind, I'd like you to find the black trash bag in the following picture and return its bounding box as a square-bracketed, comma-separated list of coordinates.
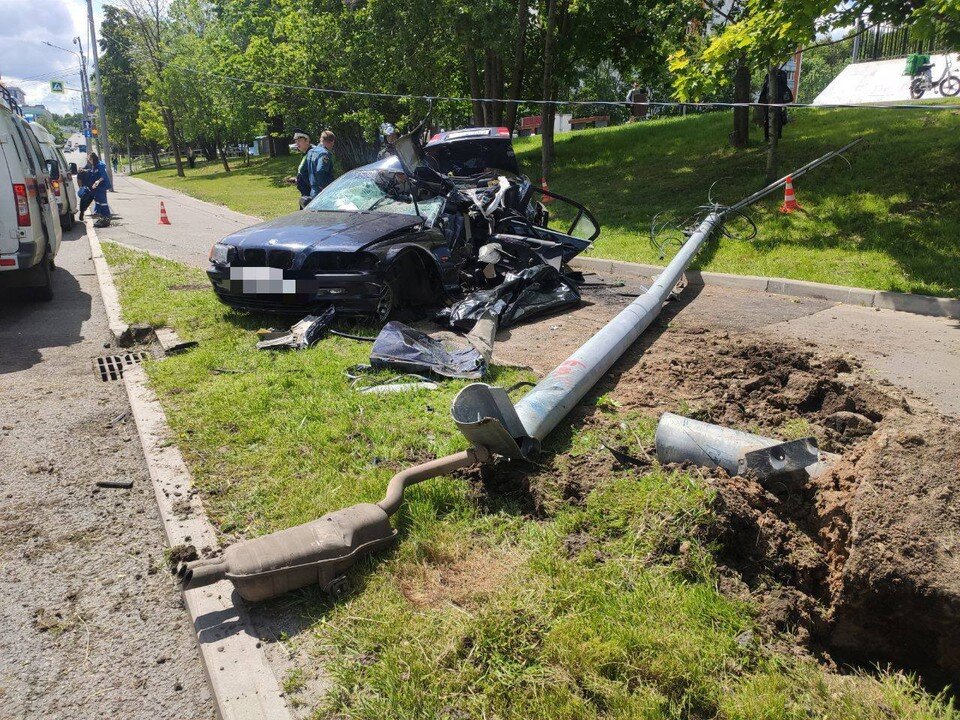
[444, 264, 581, 331]
[370, 321, 486, 379]
[256, 307, 335, 350]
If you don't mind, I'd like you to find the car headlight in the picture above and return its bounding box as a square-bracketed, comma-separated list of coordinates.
[211, 243, 234, 265]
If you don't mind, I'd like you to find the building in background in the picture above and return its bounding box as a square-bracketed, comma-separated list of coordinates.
[22, 105, 53, 123]
[5, 86, 26, 105]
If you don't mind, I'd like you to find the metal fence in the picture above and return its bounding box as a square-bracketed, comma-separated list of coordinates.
[854, 23, 952, 63]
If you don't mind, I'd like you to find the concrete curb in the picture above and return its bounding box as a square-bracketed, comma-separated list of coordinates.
[86, 219, 130, 342]
[571, 256, 960, 320]
[85, 221, 294, 720]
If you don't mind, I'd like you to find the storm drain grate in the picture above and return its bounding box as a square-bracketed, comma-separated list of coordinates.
[94, 352, 151, 382]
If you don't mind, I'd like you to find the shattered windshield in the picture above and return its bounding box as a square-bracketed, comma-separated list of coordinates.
[306, 169, 443, 223]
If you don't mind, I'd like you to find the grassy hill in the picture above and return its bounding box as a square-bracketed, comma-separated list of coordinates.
[138, 105, 960, 296]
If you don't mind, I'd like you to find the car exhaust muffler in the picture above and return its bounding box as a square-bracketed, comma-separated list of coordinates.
[178, 450, 482, 601]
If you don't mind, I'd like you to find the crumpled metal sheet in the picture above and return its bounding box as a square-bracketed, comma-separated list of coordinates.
[442, 264, 581, 332]
[370, 321, 486, 379]
[256, 307, 335, 350]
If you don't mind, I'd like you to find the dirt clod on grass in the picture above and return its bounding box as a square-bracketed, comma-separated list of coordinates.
[509, 326, 960, 681]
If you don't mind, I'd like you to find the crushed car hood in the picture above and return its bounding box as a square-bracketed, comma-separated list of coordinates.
[221, 211, 423, 253]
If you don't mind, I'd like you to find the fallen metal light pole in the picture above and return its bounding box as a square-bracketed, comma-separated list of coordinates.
[179, 141, 860, 602]
[654, 412, 832, 486]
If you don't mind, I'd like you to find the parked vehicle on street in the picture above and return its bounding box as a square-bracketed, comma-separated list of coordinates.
[30, 122, 79, 230]
[0, 87, 62, 300]
[207, 127, 599, 319]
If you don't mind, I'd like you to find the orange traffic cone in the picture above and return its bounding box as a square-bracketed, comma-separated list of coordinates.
[779, 175, 802, 213]
[540, 176, 554, 204]
[158, 201, 172, 225]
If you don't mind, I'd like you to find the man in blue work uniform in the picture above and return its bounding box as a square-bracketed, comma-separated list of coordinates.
[308, 130, 336, 198]
[87, 152, 113, 228]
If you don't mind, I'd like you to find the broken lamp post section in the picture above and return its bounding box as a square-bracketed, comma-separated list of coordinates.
[179, 140, 862, 602]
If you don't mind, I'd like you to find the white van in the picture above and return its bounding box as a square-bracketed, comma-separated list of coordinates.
[0, 88, 63, 300]
[30, 122, 79, 230]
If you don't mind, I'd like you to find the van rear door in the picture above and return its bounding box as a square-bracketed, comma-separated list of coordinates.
[0, 113, 21, 254]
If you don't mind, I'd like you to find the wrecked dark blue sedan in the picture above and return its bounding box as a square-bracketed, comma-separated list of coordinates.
[207, 127, 600, 319]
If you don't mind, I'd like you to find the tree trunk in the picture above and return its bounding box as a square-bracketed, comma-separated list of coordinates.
[219, 142, 231, 173]
[267, 116, 289, 157]
[483, 51, 494, 125]
[161, 106, 185, 178]
[149, 141, 160, 170]
[466, 48, 484, 126]
[731, 60, 750, 148]
[540, 0, 557, 183]
[765, 66, 780, 181]
[504, 0, 531, 134]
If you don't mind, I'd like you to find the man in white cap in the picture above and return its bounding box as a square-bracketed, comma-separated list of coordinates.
[286, 129, 315, 208]
[378, 123, 398, 160]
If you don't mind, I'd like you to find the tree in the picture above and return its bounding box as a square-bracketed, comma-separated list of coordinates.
[100, 5, 144, 165]
[671, 0, 956, 176]
[117, 0, 186, 176]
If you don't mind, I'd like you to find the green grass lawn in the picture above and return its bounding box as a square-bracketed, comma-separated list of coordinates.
[103, 241, 957, 719]
[137, 106, 960, 297]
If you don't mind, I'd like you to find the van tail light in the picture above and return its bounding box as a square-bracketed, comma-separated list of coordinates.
[52, 179, 61, 197]
[496, 127, 511, 137]
[13, 184, 30, 226]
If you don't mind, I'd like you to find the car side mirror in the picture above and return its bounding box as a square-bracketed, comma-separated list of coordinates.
[69, 162, 78, 175]
[47, 159, 61, 181]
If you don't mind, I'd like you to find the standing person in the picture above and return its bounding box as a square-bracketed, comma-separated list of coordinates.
[112, 155, 119, 174]
[308, 130, 336, 198]
[286, 130, 314, 208]
[87, 152, 113, 228]
[378, 123, 398, 159]
[625, 82, 649, 121]
[757, 68, 793, 141]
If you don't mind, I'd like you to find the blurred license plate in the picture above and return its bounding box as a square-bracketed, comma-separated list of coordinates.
[228, 267, 296, 294]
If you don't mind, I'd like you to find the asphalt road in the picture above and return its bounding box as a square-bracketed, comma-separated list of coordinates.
[96, 173, 260, 268]
[0, 225, 212, 719]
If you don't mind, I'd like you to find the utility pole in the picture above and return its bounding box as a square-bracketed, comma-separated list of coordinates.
[86, 0, 113, 184]
[73, 37, 91, 131]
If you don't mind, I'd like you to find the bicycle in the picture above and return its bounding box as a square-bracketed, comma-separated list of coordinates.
[909, 53, 960, 99]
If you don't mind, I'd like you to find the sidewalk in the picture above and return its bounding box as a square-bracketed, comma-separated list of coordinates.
[100, 174, 960, 417]
[98, 173, 260, 268]
[0, 225, 212, 718]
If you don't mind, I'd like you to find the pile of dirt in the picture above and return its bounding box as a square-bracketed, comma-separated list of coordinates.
[611, 326, 905, 453]
[522, 326, 960, 680]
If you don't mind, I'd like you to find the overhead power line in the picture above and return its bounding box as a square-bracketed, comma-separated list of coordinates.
[104, 32, 960, 113]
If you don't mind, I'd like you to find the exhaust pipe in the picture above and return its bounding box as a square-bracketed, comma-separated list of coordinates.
[179, 450, 482, 602]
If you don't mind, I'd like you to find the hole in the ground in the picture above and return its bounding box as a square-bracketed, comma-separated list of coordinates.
[509, 326, 957, 685]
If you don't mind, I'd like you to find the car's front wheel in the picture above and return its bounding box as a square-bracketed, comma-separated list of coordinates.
[374, 279, 397, 322]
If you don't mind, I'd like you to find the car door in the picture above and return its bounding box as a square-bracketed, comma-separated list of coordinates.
[504, 187, 600, 262]
[11, 117, 61, 256]
[0, 111, 21, 256]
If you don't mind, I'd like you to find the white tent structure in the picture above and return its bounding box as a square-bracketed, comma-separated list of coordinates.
[814, 53, 956, 105]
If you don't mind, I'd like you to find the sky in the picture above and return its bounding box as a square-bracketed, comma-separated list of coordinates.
[0, 0, 106, 115]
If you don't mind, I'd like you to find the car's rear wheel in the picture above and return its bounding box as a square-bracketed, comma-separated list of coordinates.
[61, 211, 74, 231]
